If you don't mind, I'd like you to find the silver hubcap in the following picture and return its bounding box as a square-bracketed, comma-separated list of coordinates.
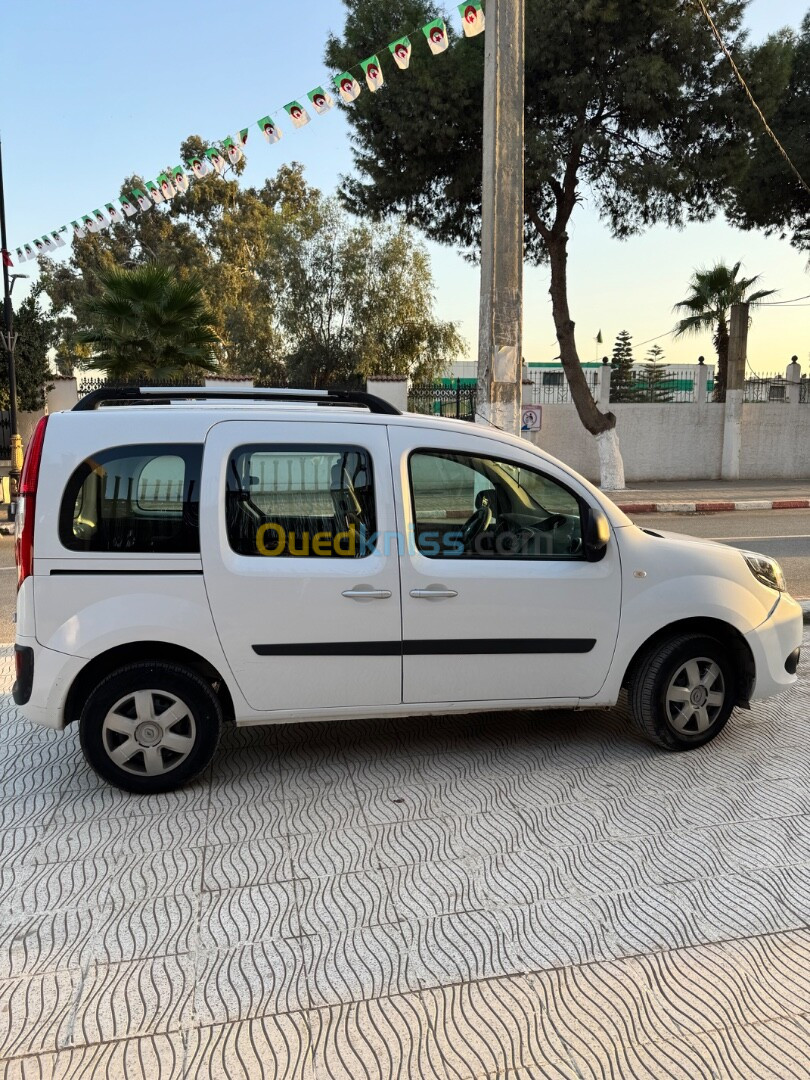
[665, 657, 725, 734]
[102, 690, 196, 776]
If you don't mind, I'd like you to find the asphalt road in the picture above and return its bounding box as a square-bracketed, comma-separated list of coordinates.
[0, 509, 805, 645]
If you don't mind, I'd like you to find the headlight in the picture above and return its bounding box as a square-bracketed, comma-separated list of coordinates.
[742, 551, 786, 592]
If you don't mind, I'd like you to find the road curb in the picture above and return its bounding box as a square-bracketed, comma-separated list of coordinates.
[616, 499, 810, 515]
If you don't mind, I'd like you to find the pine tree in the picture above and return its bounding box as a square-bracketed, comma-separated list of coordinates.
[639, 344, 674, 402]
[610, 331, 638, 402]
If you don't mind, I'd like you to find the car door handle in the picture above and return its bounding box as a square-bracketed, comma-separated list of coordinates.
[341, 587, 392, 601]
[409, 587, 458, 600]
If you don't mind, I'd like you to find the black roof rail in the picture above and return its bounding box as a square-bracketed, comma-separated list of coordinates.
[72, 385, 401, 415]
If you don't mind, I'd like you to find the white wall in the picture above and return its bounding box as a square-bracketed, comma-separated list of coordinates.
[526, 402, 808, 483]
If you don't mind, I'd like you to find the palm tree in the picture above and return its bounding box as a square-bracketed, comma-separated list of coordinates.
[75, 265, 220, 381]
[673, 262, 775, 402]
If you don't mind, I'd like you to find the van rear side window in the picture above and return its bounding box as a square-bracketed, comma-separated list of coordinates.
[59, 444, 202, 553]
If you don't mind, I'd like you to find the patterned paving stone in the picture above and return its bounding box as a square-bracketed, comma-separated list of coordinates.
[0, 637, 808, 1075]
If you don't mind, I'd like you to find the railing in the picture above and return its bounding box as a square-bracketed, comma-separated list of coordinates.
[408, 380, 477, 421]
[77, 376, 205, 398]
[525, 370, 599, 404]
[743, 373, 789, 403]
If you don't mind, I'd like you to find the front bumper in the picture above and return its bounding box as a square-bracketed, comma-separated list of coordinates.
[745, 593, 804, 701]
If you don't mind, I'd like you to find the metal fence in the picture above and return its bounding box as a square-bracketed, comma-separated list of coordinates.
[77, 377, 205, 398]
[525, 369, 599, 404]
[408, 380, 477, 421]
[743, 373, 790, 403]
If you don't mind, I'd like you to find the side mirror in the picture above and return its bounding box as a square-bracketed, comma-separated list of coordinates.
[583, 506, 610, 562]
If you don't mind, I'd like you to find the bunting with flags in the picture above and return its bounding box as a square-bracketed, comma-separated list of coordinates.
[14, 3, 486, 257]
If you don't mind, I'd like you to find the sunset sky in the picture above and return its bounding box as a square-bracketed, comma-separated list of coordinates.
[4, 0, 808, 375]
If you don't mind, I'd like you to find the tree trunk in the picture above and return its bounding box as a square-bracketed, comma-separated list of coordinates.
[546, 232, 626, 490]
[713, 317, 729, 403]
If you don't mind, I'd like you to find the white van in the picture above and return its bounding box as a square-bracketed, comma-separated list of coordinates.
[13, 386, 802, 792]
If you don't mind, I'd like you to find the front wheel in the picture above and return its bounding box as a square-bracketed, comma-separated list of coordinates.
[79, 662, 222, 792]
[629, 634, 736, 751]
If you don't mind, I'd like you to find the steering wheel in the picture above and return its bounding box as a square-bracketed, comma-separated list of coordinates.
[459, 504, 493, 548]
[536, 513, 567, 532]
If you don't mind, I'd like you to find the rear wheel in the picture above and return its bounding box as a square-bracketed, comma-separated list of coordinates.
[79, 662, 222, 792]
[629, 634, 736, 751]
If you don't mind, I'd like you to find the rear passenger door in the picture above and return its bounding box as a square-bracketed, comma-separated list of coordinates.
[200, 421, 402, 714]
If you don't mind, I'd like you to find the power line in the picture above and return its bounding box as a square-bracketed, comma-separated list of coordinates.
[759, 294, 810, 306]
[693, 0, 810, 198]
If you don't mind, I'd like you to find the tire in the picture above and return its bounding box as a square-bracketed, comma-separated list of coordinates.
[628, 634, 736, 751]
[79, 662, 222, 793]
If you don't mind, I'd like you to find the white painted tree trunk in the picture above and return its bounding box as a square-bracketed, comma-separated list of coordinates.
[595, 428, 625, 491]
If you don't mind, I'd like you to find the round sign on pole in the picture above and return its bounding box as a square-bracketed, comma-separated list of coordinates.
[521, 406, 542, 432]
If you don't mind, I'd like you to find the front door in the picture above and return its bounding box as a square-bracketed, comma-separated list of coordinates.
[201, 420, 402, 713]
[387, 426, 622, 705]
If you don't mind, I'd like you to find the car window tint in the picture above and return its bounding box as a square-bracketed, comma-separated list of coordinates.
[226, 445, 376, 558]
[409, 450, 583, 560]
[59, 445, 202, 553]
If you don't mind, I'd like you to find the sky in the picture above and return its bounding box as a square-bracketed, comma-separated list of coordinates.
[3, 0, 808, 375]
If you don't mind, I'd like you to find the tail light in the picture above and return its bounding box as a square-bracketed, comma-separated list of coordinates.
[15, 416, 48, 590]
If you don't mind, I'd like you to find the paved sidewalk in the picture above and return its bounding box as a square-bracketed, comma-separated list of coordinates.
[2, 638, 810, 1076]
[604, 479, 810, 514]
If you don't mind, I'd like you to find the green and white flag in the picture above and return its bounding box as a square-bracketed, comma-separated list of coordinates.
[258, 116, 282, 144]
[171, 165, 189, 193]
[206, 147, 227, 174]
[308, 87, 334, 115]
[389, 36, 412, 69]
[23, 243, 35, 260]
[33, 237, 46, 253]
[132, 189, 152, 212]
[157, 173, 176, 199]
[335, 71, 361, 103]
[237, 128, 249, 148]
[15, 246, 26, 263]
[50, 229, 66, 248]
[188, 155, 209, 179]
[93, 209, 110, 230]
[423, 18, 449, 54]
[285, 101, 310, 128]
[105, 203, 123, 224]
[145, 181, 164, 204]
[223, 136, 242, 165]
[458, 2, 485, 36]
[71, 220, 86, 238]
[361, 55, 384, 91]
[39, 235, 55, 252]
[119, 196, 138, 217]
[83, 214, 100, 234]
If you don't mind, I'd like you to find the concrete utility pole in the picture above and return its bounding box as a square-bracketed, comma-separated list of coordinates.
[477, 0, 525, 437]
[721, 301, 748, 481]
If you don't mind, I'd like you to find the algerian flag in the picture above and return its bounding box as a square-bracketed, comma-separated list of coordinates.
[285, 101, 310, 128]
[237, 128, 249, 148]
[171, 165, 189, 193]
[423, 18, 449, 54]
[335, 72, 361, 103]
[83, 214, 100, 234]
[222, 136, 242, 166]
[458, 2, 485, 37]
[389, 37, 412, 69]
[50, 230, 67, 248]
[39, 235, 55, 252]
[188, 156, 209, 179]
[145, 181, 164, 204]
[258, 116, 282, 144]
[15, 246, 26, 263]
[93, 209, 110, 230]
[33, 238, 46, 254]
[105, 202, 124, 225]
[361, 55, 384, 92]
[71, 220, 86, 238]
[205, 147, 226, 174]
[157, 173, 176, 200]
[23, 243, 35, 260]
[308, 87, 334, 115]
[132, 189, 152, 212]
[119, 196, 138, 217]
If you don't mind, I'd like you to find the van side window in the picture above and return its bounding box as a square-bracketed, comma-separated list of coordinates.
[226, 445, 375, 558]
[59, 445, 202, 553]
[409, 450, 584, 559]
